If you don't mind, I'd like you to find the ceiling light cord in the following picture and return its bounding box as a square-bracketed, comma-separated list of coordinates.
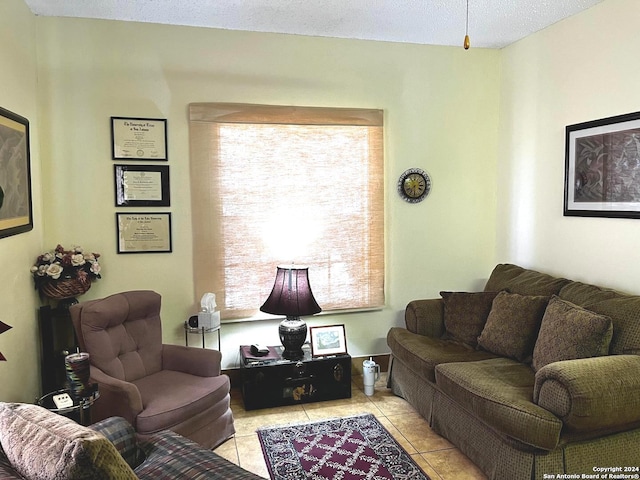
[464, 0, 470, 50]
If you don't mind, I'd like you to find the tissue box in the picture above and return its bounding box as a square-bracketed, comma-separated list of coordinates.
[197, 311, 220, 329]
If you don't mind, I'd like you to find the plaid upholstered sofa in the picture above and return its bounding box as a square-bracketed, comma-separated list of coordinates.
[0, 402, 262, 479]
[387, 264, 640, 480]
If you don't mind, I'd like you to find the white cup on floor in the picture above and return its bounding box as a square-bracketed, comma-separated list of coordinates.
[363, 358, 380, 396]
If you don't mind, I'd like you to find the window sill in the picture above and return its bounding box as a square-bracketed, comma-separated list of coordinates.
[221, 306, 385, 324]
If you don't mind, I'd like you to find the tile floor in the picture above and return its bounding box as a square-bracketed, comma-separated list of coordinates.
[214, 372, 488, 480]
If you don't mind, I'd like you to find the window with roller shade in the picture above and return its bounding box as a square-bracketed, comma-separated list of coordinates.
[189, 103, 384, 320]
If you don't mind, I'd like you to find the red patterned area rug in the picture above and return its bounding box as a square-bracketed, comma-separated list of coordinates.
[257, 413, 430, 480]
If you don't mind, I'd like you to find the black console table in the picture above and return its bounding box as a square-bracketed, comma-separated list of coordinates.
[240, 344, 351, 410]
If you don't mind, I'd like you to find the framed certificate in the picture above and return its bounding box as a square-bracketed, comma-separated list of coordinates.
[111, 117, 167, 160]
[116, 213, 172, 254]
[114, 164, 170, 207]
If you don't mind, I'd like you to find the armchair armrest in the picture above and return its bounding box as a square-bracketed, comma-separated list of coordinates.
[90, 365, 143, 426]
[162, 344, 222, 377]
[534, 355, 640, 432]
[405, 299, 444, 337]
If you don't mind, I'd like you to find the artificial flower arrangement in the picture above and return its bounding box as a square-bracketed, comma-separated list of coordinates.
[31, 244, 102, 299]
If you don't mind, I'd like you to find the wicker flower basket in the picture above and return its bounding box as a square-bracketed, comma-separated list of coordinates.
[40, 275, 91, 300]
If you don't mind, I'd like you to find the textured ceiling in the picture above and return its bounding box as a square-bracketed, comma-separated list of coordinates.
[23, 0, 604, 49]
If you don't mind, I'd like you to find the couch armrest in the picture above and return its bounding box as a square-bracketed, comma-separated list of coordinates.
[534, 355, 640, 432]
[90, 366, 143, 426]
[136, 429, 264, 479]
[90, 417, 144, 470]
[405, 299, 444, 337]
[162, 344, 222, 377]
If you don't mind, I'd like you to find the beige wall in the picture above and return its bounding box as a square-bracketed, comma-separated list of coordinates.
[498, 0, 640, 292]
[33, 18, 500, 370]
[0, 0, 42, 401]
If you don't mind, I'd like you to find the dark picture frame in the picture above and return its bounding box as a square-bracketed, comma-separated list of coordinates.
[565, 111, 640, 218]
[0, 106, 32, 239]
[111, 116, 168, 161]
[116, 212, 172, 254]
[309, 324, 347, 357]
[114, 164, 170, 207]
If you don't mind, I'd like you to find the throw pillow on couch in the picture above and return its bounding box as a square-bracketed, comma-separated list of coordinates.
[440, 290, 614, 370]
[440, 291, 499, 346]
[531, 295, 613, 371]
[0, 402, 137, 480]
[477, 291, 549, 362]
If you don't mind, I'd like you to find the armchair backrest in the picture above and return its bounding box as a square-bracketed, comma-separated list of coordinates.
[70, 291, 163, 382]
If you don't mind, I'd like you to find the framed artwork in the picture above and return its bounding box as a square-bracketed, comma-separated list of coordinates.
[111, 117, 167, 160]
[114, 164, 170, 207]
[116, 212, 172, 254]
[0, 106, 32, 239]
[310, 324, 347, 357]
[565, 111, 640, 218]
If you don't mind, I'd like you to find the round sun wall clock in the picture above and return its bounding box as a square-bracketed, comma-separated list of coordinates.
[397, 168, 431, 203]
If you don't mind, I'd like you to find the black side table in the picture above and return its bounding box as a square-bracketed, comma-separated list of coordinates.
[37, 389, 99, 426]
[240, 344, 351, 410]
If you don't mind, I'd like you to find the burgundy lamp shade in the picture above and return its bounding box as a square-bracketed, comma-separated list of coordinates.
[260, 267, 321, 359]
[260, 267, 321, 317]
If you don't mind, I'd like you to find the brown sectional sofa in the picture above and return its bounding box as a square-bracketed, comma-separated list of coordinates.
[387, 264, 640, 480]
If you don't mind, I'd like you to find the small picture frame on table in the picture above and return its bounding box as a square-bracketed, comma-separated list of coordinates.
[310, 324, 347, 357]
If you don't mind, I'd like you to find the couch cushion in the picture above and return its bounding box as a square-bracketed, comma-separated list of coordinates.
[0, 402, 137, 480]
[440, 291, 499, 346]
[558, 281, 622, 307]
[134, 370, 230, 434]
[477, 291, 549, 363]
[532, 296, 613, 372]
[484, 264, 570, 296]
[435, 358, 563, 451]
[588, 296, 640, 355]
[387, 327, 497, 383]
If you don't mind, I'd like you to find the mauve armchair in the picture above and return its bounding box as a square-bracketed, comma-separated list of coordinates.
[69, 290, 235, 449]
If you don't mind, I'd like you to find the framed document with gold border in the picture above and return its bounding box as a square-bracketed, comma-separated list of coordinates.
[111, 117, 167, 160]
[116, 212, 172, 254]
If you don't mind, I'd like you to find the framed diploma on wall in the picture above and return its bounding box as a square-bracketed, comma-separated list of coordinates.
[114, 164, 170, 207]
[116, 212, 172, 254]
[111, 117, 168, 160]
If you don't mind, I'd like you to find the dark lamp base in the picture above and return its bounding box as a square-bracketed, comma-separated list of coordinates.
[279, 317, 307, 360]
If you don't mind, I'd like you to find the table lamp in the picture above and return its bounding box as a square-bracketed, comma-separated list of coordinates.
[260, 266, 321, 360]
